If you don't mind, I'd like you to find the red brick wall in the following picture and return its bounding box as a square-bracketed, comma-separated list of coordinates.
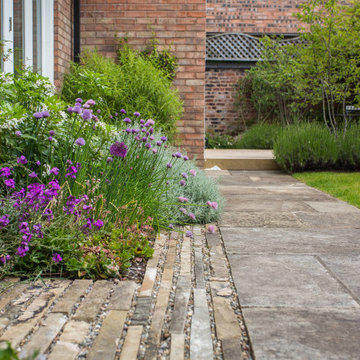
[206, 68, 257, 134]
[206, 0, 306, 34]
[80, 0, 206, 163]
[54, 0, 73, 88]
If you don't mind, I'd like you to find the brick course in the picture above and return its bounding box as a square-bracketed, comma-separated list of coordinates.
[54, 0, 73, 88]
[205, 68, 256, 134]
[80, 0, 206, 162]
[206, 0, 306, 34]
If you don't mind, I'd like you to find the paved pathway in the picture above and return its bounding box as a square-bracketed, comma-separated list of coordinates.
[1, 169, 359, 359]
[217, 170, 360, 360]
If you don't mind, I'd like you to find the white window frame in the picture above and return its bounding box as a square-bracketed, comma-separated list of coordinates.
[0, 0, 54, 83]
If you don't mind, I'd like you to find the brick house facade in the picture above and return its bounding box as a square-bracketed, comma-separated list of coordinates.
[1, 0, 308, 161]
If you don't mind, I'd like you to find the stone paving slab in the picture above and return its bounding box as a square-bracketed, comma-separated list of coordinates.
[242, 308, 360, 360]
[221, 227, 360, 255]
[220, 211, 304, 228]
[295, 211, 360, 228]
[228, 254, 358, 309]
[305, 201, 360, 213]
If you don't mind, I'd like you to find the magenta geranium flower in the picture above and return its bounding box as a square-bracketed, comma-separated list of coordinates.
[94, 219, 104, 229]
[109, 141, 128, 158]
[4, 179, 15, 188]
[17, 155, 28, 165]
[0, 167, 11, 178]
[52, 253, 62, 263]
[0, 214, 9, 229]
[29, 172, 37, 178]
[50, 167, 59, 176]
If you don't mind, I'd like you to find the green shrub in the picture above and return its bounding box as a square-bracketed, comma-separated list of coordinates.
[237, 123, 283, 149]
[61, 48, 182, 140]
[337, 124, 360, 170]
[273, 123, 339, 172]
[206, 133, 238, 149]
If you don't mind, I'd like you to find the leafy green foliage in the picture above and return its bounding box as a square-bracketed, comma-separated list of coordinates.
[237, 124, 283, 149]
[273, 123, 360, 172]
[235, 0, 360, 134]
[0, 342, 38, 360]
[61, 47, 182, 140]
[206, 133, 240, 149]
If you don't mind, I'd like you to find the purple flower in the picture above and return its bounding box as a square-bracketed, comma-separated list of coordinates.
[66, 160, 72, 165]
[140, 119, 145, 124]
[52, 253, 62, 263]
[189, 213, 196, 220]
[33, 112, 43, 119]
[169, 224, 174, 229]
[208, 225, 215, 233]
[50, 167, 59, 176]
[142, 136, 148, 142]
[178, 196, 189, 203]
[179, 180, 186, 186]
[0, 167, 11, 177]
[72, 106, 82, 114]
[179, 207, 187, 214]
[190, 169, 197, 176]
[65, 166, 78, 179]
[49, 130, 55, 136]
[152, 148, 158, 154]
[186, 231, 193, 238]
[75, 137, 86, 146]
[161, 136, 167, 142]
[183, 156, 189, 161]
[175, 152, 182, 158]
[149, 128, 154, 134]
[120, 109, 126, 114]
[94, 219, 104, 229]
[156, 141, 162, 146]
[146, 119, 155, 126]
[75, 98, 83, 103]
[123, 117, 131, 124]
[15, 130, 22, 137]
[110, 141, 128, 158]
[17, 155, 28, 165]
[145, 142, 151, 149]
[134, 112, 140, 117]
[82, 109, 92, 120]
[48, 136, 53, 142]
[167, 162, 172, 169]
[115, 112, 118, 116]
[42, 110, 50, 118]
[84, 99, 95, 108]
[16, 246, 29, 257]
[106, 157, 113, 163]
[67, 107, 73, 113]
[36, 161, 41, 166]
[29, 172, 37, 178]
[0, 215, 9, 229]
[182, 172, 188, 179]
[126, 128, 132, 133]
[0, 255, 11, 265]
[97, 109, 101, 114]
[83, 204, 92, 213]
[207, 201, 218, 210]
[4, 179, 15, 188]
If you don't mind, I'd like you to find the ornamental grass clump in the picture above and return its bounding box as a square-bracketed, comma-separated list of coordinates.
[0, 96, 223, 279]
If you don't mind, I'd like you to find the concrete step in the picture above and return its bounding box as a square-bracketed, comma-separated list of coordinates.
[204, 149, 279, 170]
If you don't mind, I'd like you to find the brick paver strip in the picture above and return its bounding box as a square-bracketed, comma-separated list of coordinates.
[138, 233, 167, 298]
[119, 325, 143, 360]
[180, 236, 191, 276]
[48, 320, 90, 360]
[73, 280, 113, 322]
[108, 281, 137, 310]
[52, 279, 92, 314]
[0, 281, 26, 312]
[170, 275, 191, 334]
[0, 282, 68, 347]
[131, 297, 152, 325]
[194, 248, 205, 289]
[190, 288, 213, 360]
[170, 333, 185, 360]
[87, 310, 127, 360]
[145, 238, 177, 359]
[20, 313, 67, 357]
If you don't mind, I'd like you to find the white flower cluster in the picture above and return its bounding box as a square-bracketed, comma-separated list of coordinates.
[0, 117, 24, 130]
[35, 80, 55, 95]
[0, 72, 12, 83]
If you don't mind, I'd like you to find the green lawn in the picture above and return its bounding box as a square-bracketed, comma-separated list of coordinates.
[293, 172, 360, 208]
